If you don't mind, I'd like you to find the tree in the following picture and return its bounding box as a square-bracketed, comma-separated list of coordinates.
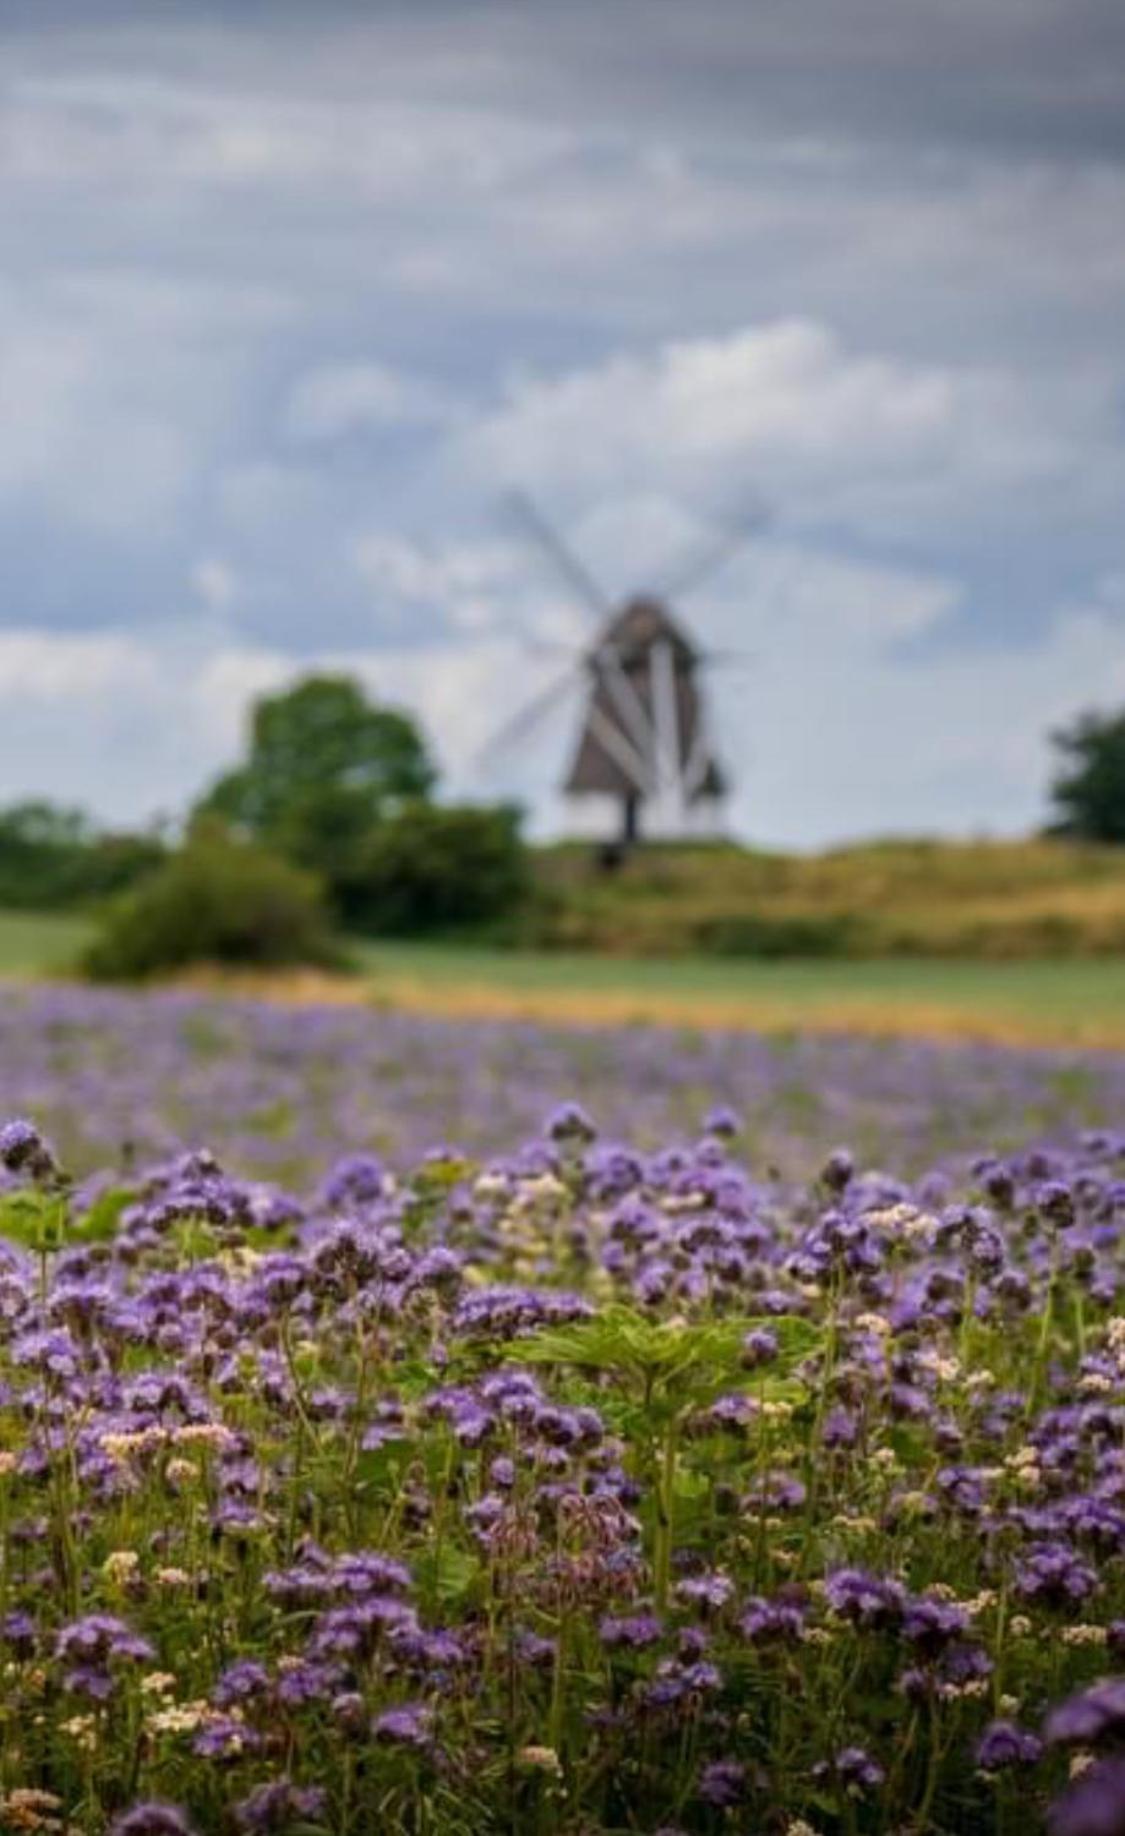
[1049, 709, 1125, 842]
[196, 675, 437, 851]
[342, 802, 529, 935]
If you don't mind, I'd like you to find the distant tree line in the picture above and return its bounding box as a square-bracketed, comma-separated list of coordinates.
[0, 801, 165, 910]
[14, 680, 1125, 978]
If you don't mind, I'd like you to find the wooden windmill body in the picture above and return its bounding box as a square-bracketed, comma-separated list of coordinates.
[563, 597, 727, 846]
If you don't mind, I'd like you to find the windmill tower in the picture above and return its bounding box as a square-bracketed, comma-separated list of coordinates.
[478, 494, 759, 852]
[562, 596, 726, 846]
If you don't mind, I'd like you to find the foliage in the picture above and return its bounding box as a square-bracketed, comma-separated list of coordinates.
[1049, 707, 1125, 843]
[0, 799, 164, 909]
[196, 673, 436, 848]
[342, 800, 530, 935]
[81, 825, 338, 980]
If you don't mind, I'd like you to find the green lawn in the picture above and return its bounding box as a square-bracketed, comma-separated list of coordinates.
[4, 910, 1125, 1048]
[352, 939, 1125, 1047]
[0, 909, 92, 975]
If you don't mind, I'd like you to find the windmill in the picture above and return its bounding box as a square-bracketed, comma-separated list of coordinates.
[478, 494, 761, 854]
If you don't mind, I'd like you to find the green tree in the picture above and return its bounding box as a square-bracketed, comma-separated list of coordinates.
[197, 675, 437, 852]
[1049, 709, 1125, 842]
[343, 802, 529, 935]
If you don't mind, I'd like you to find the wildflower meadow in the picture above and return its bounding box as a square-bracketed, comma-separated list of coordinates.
[1, 993, 1125, 1831]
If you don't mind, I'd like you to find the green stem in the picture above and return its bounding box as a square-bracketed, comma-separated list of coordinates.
[654, 1425, 679, 1611]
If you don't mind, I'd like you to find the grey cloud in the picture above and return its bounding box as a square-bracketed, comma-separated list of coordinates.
[0, 0, 1121, 836]
[6, 0, 1125, 159]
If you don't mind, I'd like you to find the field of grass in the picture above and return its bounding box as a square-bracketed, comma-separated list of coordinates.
[8, 907, 1125, 1049]
[533, 835, 1125, 958]
[0, 907, 95, 975]
[353, 939, 1125, 1048]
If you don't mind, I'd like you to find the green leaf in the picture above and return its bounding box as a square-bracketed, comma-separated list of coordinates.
[0, 1189, 65, 1251]
[71, 1185, 134, 1244]
[351, 1437, 413, 1494]
[414, 1543, 481, 1605]
[510, 1304, 820, 1416]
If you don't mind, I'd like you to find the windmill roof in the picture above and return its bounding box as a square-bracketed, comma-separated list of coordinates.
[596, 596, 701, 664]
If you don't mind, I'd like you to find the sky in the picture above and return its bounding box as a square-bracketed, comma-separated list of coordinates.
[1, 0, 1124, 846]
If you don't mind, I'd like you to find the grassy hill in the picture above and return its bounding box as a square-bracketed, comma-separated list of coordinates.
[529, 836, 1125, 959]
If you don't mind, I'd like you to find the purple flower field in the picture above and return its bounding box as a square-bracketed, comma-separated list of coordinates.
[1, 982, 1124, 1181]
[4, 988, 1125, 1830]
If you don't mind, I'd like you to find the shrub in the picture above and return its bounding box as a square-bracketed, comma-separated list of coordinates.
[343, 802, 530, 935]
[82, 829, 338, 981]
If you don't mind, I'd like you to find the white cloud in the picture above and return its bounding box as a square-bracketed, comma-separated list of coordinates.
[0, 631, 162, 701]
[352, 533, 591, 642]
[284, 363, 462, 442]
[192, 559, 237, 613]
[461, 320, 1116, 550]
[0, 271, 284, 537]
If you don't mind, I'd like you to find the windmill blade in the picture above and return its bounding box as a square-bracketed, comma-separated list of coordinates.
[472, 662, 582, 771]
[653, 496, 771, 604]
[503, 491, 612, 626]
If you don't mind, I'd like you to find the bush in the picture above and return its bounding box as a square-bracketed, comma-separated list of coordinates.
[343, 802, 530, 936]
[82, 829, 338, 981]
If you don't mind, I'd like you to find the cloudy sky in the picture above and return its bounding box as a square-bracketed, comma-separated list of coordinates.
[1, 0, 1123, 845]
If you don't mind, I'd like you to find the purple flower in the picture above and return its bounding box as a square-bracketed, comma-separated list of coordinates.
[902, 1595, 969, 1655]
[674, 1572, 734, 1612]
[739, 1596, 806, 1644]
[373, 1703, 431, 1747]
[1015, 1544, 1099, 1607]
[698, 1760, 746, 1808]
[1049, 1759, 1125, 1836]
[600, 1613, 663, 1650]
[0, 1117, 59, 1182]
[740, 1327, 778, 1369]
[213, 1658, 270, 1708]
[703, 1105, 740, 1139]
[56, 1613, 154, 1694]
[1038, 1182, 1077, 1230]
[812, 1746, 886, 1795]
[1048, 1680, 1125, 1747]
[825, 1567, 905, 1629]
[193, 1717, 262, 1760]
[546, 1102, 596, 1143]
[821, 1148, 855, 1194]
[234, 1782, 328, 1833]
[111, 1808, 195, 1836]
[976, 1720, 1043, 1772]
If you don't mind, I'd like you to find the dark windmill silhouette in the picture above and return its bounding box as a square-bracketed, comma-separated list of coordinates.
[478, 494, 762, 856]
